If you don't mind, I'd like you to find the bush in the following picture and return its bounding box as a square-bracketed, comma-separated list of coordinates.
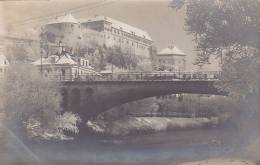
[0, 64, 81, 140]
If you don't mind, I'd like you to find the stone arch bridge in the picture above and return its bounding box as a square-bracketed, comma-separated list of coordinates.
[60, 78, 226, 121]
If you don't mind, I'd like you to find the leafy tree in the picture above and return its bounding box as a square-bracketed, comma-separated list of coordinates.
[0, 64, 81, 140]
[86, 46, 106, 71]
[4, 42, 40, 63]
[170, 0, 260, 97]
[106, 46, 138, 72]
[96, 45, 107, 70]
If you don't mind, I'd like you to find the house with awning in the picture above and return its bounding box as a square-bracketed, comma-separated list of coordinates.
[32, 52, 99, 81]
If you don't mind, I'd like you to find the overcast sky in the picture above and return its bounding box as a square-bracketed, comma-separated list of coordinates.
[1, 0, 219, 70]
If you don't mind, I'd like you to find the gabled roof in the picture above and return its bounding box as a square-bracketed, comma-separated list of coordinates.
[158, 45, 186, 56]
[81, 16, 152, 41]
[47, 13, 79, 25]
[32, 54, 77, 66]
[56, 55, 77, 65]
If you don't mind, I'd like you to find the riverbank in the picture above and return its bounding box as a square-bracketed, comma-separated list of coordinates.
[86, 116, 219, 136]
[176, 158, 256, 165]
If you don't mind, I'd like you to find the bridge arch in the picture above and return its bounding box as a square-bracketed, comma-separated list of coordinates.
[71, 88, 81, 109]
[60, 87, 68, 110]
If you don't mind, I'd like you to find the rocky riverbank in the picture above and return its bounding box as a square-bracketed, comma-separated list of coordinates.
[176, 158, 256, 165]
[86, 116, 219, 136]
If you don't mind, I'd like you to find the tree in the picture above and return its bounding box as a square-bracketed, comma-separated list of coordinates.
[4, 42, 41, 63]
[105, 46, 139, 72]
[0, 64, 81, 140]
[170, 0, 260, 97]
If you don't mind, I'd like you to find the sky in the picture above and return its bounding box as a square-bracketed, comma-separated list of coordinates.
[1, 0, 219, 71]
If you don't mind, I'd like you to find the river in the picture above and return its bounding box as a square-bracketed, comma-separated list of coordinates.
[0, 113, 256, 165]
[15, 124, 245, 165]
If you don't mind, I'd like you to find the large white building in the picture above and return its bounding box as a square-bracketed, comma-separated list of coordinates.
[154, 44, 186, 71]
[41, 13, 83, 55]
[41, 14, 153, 65]
[81, 16, 153, 59]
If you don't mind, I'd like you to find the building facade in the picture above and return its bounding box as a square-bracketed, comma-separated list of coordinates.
[154, 45, 186, 71]
[32, 51, 99, 81]
[41, 13, 83, 55]
[81, 16, 153, 59]
[41, 14, 153, 67]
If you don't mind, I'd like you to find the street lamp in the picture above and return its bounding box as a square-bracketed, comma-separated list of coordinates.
[40, 49, 43, 75]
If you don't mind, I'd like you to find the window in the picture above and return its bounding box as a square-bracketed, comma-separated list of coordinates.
[61, 69, 65, 76]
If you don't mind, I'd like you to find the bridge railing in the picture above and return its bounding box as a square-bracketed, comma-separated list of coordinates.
[44, 71, 221, 82]
[102, 71, 221, 81]
[127, 111, 216, 118]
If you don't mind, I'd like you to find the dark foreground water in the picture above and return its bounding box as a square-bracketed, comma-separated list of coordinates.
[1, 123, 249, 165]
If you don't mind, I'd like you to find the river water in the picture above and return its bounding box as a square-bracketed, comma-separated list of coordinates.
[20, 124, 244, 165]
[0, 113, 254, 165]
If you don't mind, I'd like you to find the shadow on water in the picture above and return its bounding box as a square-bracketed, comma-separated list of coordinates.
[5, 123, 244, 165]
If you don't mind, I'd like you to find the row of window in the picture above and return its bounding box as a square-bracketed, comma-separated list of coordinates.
[104, 27, 150, 43]
[78, 59, 89, 67]
[106, 35, 148, 50]
[0, 67, 6, 73]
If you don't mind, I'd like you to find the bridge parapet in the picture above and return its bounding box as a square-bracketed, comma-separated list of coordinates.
[45, 71, 221, 82]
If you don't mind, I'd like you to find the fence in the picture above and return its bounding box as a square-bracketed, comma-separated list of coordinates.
[45, 71, 221, 82]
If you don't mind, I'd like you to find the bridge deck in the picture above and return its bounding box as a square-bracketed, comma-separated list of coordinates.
[45, 71, 221, 82]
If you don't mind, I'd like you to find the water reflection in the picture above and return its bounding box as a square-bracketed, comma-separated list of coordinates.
[20, 126, 240, 165]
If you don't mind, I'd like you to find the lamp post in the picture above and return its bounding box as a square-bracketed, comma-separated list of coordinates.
[40, 49, 43, 75]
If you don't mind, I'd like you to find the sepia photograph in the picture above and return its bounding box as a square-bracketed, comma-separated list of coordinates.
[0, 0, 259, 164]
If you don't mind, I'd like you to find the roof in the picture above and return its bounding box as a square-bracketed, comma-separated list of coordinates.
[31, 54, 77, 66]
[47, 13, 79, 25]
[158, 45, 186, 56]
[81, 16, 152, 41]
[56, 55, 77, 65]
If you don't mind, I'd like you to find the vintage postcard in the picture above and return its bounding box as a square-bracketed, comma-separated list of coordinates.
[0, 0, 259, 164]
